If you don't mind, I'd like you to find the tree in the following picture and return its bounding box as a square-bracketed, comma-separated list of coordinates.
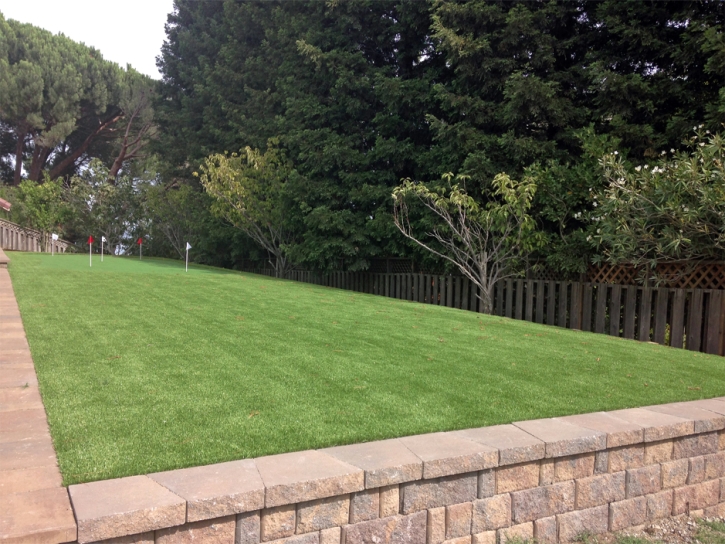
[15, 177, 66, 248]
[196, 145, 296, 277]
[0, 15, 157, 185]
[592, 129, 725, 272]
[392, 172, 544, 313]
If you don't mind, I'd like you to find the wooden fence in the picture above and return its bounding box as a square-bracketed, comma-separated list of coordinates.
[246, 269, 725, 356]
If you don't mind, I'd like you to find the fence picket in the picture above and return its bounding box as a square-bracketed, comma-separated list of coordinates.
[670, 289, 686, 348]
[582, 284, 593, 332]
[609, 285, 622, 337]
[594, 284, 607, 334]
[705, 290, 724, 355]
[688, 289, 703, 351]
[638, 287, 653, 342]
[653, 288, 669, 345]
[515, 280, 524, 320]
[570, 283, 582, 330]
[558, 283, 568, 328]
[535, 281, 545, 324]
[525, 280, 534, 322]
[624, 287, 637, 339]
[505, 280, 513, 318]
[547, 281, 556, 326]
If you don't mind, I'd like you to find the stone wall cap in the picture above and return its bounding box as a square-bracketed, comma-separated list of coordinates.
[514, 418, 606, 458]
[450, 424, 545, 466]
[149, 458, 265, 523]
[255, 449, 364, 508]
[685, 398, 725, 417]
[607, 407, 694, 442]
[0, 487, 76, 544]
[399, 432, 498, 479]
[321, 438, 423, 488]
[557, 411, 644, 448]
[644, 402, 725, 433]
[68, 475, 186, 543]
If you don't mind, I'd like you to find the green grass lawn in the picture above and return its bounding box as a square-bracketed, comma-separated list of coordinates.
[8, 252, 725, 485]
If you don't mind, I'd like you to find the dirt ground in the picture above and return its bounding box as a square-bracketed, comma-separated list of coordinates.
[591, 516, 725, 544]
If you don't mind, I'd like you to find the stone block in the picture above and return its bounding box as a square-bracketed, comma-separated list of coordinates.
[608, 445, 644, 472]
[515, 419, 605, 458]
[647, 403, 725, 433]
[673, 432, 719, 459]
[722, 477, 725, 501]
[646, 489, 673, 521]
[704, 451, 725, 480]
[575, 472, 626, 509]
[400, 433, 498, 479]
[0, 487, 77, 544]
[0, 464, 62, 496]
[236, 511, 261, 544]
[427, 507, 446, 544]
[498, 522, 533, 544]
[379, 485, 399, 518]
[672, 480, 720, 515]
[539, 459, 555, 487]
[0, 385, 44, 411]
[256, 451, 364, 508]
[534, 516, 557, 544]
[496, 462, 539, 494]
[720, 431, 725, 451]
[401, 473, 477, 515]
[511, 481, 575, 523]
[471, 531, 496, 544]
[704, 503, 725, 518]
[687, 457, 706, 485]
[478, 470, 495, 499]
[322, 439, 423, 489]
[594, 452, 608, 475]
[609, 408, 693, 442]
[560, 412, 644, 448]
[0, 408, 50, 443]
[608, 497, 647, 531]
[554, 454, 595, 482]
[296, 495, 350, 534]
[451, 425, 544, 466]
[320, 527, 341, 544]
[156, 517, 236, 544]
[556, 506, 608, 543]
[644, 441, 673, 465]
[350, 490, 379, 524]
[446, 503, 473, 539]
[0, 437, 58, 471]
[95, 532, 155, 544]
[342, 511, 427, 544]
[661, 459, 689, 489]
[471, 494, 511, 533]
[266, 534, 319, 544]
[626, 465, 661, 498]
[442, 537, 471, 544]
[69, 475, 186, 543]
[149, 459, 265, 522]
[262, 505, 296, 541]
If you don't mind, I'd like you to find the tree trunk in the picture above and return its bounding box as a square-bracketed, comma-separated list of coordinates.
[49, 113, 123, 180]
[13, 130, 26, 186]
[28, 145, 52, 181]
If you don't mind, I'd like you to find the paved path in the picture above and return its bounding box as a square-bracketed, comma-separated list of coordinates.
[0, 249, 76, 543]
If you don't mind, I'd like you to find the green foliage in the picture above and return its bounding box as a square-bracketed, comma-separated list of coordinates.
[392, 172, 544, 312]
[196, 145, 296, 276]
[15, 177, 66, 246]
[64, 160, 147, 252]
[593, 130, 725, 270]
[0, 13, 156, 184]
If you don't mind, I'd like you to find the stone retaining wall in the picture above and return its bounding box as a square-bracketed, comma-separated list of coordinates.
[66, 399, 725, 544]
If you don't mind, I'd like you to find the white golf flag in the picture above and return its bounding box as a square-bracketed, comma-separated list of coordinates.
[186, 242, 192, 250]
[51, 233, 59, 241]
[185, 242, 191, 271]
[102, 236, 106, 243]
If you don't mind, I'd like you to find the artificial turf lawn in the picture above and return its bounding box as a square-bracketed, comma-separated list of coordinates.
[7, 252, 725, 485]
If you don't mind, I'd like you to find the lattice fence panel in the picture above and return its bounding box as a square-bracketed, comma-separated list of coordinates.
[587, 262, 725, 290]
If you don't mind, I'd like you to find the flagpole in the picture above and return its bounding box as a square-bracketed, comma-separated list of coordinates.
[101, 238, 104, 262]
[89, 241, 92, 267]
[186, 247, 189, 272]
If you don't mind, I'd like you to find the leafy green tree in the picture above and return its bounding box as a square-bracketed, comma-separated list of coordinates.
[592, 130, 725, 271]
[392, 172, 544, 313]
[196, 145, 296, 277]
[0, 14, 156, 185]
[15, 177, 66, 248]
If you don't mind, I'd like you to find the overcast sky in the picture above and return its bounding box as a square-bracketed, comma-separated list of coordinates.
[0, 0, 176, 79]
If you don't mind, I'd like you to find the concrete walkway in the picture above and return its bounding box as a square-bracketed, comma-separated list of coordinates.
[0, 249, 76, 543]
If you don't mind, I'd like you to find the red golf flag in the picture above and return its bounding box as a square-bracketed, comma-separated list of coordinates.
[88, 235, 94, 244]
[137, 237, 143, 245]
